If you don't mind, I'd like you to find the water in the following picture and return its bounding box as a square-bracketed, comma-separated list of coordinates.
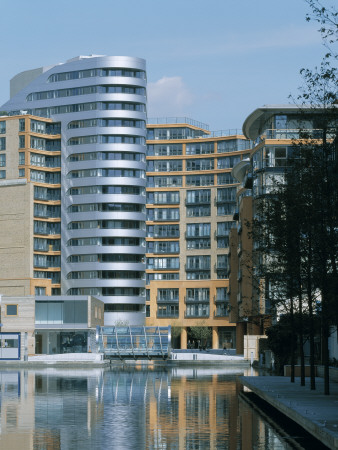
[0, 367, 298, 449]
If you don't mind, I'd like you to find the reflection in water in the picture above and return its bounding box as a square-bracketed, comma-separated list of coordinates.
[0, 367, 291, 449]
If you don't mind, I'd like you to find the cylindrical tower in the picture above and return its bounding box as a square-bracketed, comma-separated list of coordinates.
[2, 55, 147, 325]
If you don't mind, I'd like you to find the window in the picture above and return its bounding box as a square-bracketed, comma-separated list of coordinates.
[0, 121, 5, 134]
[186, 174, 214, 186]
[186, 142, 214, 155]
[186, 206, 210, 217]
[19, 136, 25, 148]
[217, 156, 241, 169]
[0, 137, 5, 150]
[186, 158, 214, 171]
[217, 173, 236, 185]
[186, 256, 210, 279]
[217, 139, 252, 153]
[148, 144, 182, 156]
[186, 223, 210, 238]
[6, 305, 18, 316]
[19, 169, 25, 177]
[186, 189, 210, 204]
[35, 287, 46, 296]
[0, 170, 6, 179]
[0, 154, 5, 167]
[186, 288, 209, 302]
[19, 119, 25, 131]
[157, 289, 179, 302]
[19, 152, 25, 165]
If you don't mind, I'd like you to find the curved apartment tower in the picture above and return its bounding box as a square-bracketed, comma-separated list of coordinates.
[1, 55, 147, 325]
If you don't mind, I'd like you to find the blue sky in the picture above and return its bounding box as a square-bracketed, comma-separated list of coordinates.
[0, 0, 329, 130]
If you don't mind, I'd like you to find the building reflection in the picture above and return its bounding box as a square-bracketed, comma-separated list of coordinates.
[0, 367, 287, 449]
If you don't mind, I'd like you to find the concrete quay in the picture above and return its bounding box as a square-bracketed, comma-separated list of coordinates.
[241, 376, 338, 450]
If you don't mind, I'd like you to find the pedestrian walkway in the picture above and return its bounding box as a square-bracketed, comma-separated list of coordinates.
[241, 376, 338, 450]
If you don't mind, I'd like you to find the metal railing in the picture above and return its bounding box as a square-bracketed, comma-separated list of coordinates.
[147, 117, 209, 130]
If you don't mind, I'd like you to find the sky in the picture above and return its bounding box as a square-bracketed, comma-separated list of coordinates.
[0, 0, 330, 131]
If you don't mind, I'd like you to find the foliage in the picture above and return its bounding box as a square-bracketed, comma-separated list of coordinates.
[189, 321, 212, 346]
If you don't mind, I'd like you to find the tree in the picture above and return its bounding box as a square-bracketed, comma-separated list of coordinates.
[189, 321, 212, 349]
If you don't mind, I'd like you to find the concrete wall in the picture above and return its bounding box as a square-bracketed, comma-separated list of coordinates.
[0, 182, 34, 296]
[0, 296, 35, 357]
[243, 334, 266, 361]
[88, 295, 104, 328]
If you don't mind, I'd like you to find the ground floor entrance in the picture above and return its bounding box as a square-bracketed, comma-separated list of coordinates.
[35, 331, 88, 354]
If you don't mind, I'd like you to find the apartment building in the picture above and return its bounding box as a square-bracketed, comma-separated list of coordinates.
[0, 55, 147, 326]
[230, 104, 337, 354]
[0, 114, 61, 297]
[145, 118, 252, 349]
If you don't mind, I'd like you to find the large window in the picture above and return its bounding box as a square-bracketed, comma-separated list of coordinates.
[186, 223, 211, 238]
[36, 301, 87, 324]
[217, 156, 241, 169]
[186, 189, 210, 204]
[186, 158, 214, 171]
[217, 173, 236, 185]
[147, 191, 179, 205]
[0, 154, 5, 167]
[147, 144, 182, 156]
[147, 176, 182, 188]
[217, 139, 252, 153]
[186, 206, 210, 217]
[185, 175, 214, 187]
[0, 121, 5, 134]
[147, 241, 179, 254]
[147, 257, 179, 270]
[47, 68, 146, 82]
[186, 256, 210, 279]
[148, 160, 182, 172]
[157, 304, 179, 317]
[147, 208, 179, 221]
[157, 289, 179, 302]
[186, 288, 209, 302]
[186, 142, 214, 155]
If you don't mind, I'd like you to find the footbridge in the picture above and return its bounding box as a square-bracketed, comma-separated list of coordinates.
[96, 326, 171, 360]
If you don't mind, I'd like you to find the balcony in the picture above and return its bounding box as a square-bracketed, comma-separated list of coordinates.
[184, 312, 209, 318]
[214, 294, 229, 303]
[185, 198, 211, 206]
[156, 312, 179, 318]
[157, 297, 179, 303]
[184, 296, 210, 304]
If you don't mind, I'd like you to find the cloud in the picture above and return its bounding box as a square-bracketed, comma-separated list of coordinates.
[147, 76, 194, 117]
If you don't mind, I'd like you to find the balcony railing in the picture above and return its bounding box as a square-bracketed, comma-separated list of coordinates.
[157, 297, 179, 303]
[184, 296, 210, 304]
[256, 128, 335, 144]
[147, 117, 209, 130]
[184, 311, 209, 318]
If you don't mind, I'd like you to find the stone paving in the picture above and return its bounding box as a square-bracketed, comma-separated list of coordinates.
[241, 376, 338, 450]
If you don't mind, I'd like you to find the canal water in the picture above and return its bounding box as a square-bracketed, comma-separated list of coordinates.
[0, 366, 302, 449]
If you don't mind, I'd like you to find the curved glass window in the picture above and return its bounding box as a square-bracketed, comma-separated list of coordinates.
[28, 85, 145, 101]
[68, 135, 145, 145]
[68, 203, 143, 213]
[68, 151, 144, 162]
[67, 254, 144, 263]
[68, 118, 146, 129]
[67, 271, 143, 280]
[67, 220, 142, 230]
[31, 102, 146, 117]
[67, 237, 141, 246]
[48, 68, 146, 83]
[68, 168, 145, 178]
[68, 185, 143, 195]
